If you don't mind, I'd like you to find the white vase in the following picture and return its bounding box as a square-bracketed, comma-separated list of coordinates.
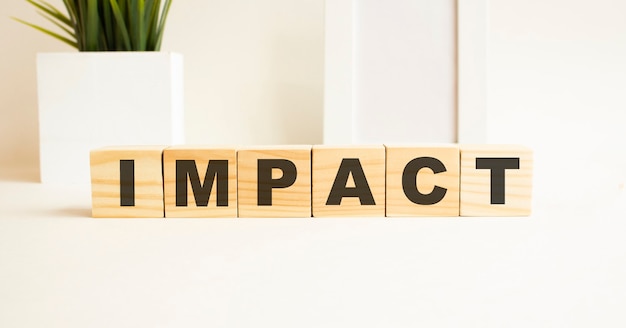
[37, 52, 184, 185]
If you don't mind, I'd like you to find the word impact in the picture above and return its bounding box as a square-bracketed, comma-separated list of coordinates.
[90, 144, 533, 218]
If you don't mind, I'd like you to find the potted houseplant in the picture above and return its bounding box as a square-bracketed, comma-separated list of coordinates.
[15, 0, 184, 185]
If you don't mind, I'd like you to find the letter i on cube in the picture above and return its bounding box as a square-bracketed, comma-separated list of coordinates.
[90, 146, 166, 218]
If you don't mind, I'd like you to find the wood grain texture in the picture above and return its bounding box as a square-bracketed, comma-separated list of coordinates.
[312, 145, 385, 217]
[237, 146, 312, 218]
[163, 146, 237, 218]
[460, 145, 533, 216]
[90, 146, 165, 218]
[385, 144, 460, 217]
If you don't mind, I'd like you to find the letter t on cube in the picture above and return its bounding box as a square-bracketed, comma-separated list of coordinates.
[460, 145, 533, 216]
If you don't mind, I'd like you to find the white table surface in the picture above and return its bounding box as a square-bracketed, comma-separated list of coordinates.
[1, 166, 625, 328]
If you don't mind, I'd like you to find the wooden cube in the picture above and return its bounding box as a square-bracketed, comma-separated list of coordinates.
[163, 146, 237, 218]
[237, 146, 312, 217]
[312, 145, 385, 217]
[386, 144, 460, 216]
[460, 145, 533, 216]
[90, 146, 165, 218]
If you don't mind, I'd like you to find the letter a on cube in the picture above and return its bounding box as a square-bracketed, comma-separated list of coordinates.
[460, 145, 533, 216]
[163, 146, 237, 218]
[90, 146, 166, 218]
[237, 146, 312, 217]
[312, 145, 385, 217]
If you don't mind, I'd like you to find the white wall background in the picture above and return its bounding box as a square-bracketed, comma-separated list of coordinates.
[486, 0, 626, 207]
[464, 1, 626, 325]
[0, 0, 324, 170]
[355, 0, 456, 143]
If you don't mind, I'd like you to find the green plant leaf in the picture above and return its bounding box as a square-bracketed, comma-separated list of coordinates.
[12, 17, 78, 49]
[137, 0, 147, 51]
[129, 0, 140, 50]
[17, 0, 172, 51]
[154, 0, 171, 51]
[62, 0, 77, 23]
[100, 1, 115, 50]
[84, 0, 100, 51]
[38, 11, 76, 38]
[145, 0, 159, 48]
[109, 0, 132, 50]
[25, 0, 73, 27]
[61, 0, 80, 48]
[76, 0, 87, 49]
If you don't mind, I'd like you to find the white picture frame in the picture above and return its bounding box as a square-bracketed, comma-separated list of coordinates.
[324, 0, 487, 144]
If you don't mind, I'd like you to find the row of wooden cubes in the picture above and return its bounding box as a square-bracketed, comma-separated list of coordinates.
[90, 144, 533, 218]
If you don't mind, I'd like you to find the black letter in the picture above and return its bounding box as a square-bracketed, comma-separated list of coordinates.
[257, 159, 297, 206]
[120, 160, 135, 207]
[176, 160, 229, 207]
[476, 158, 520, 204]
[326, 158, 376, 205]
[402, 157, 447, 205]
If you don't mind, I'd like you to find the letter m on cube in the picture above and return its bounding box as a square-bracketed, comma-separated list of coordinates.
[163, 147, 237, 218]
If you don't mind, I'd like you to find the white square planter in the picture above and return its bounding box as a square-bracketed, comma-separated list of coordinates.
[37, 52, 184, 185]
